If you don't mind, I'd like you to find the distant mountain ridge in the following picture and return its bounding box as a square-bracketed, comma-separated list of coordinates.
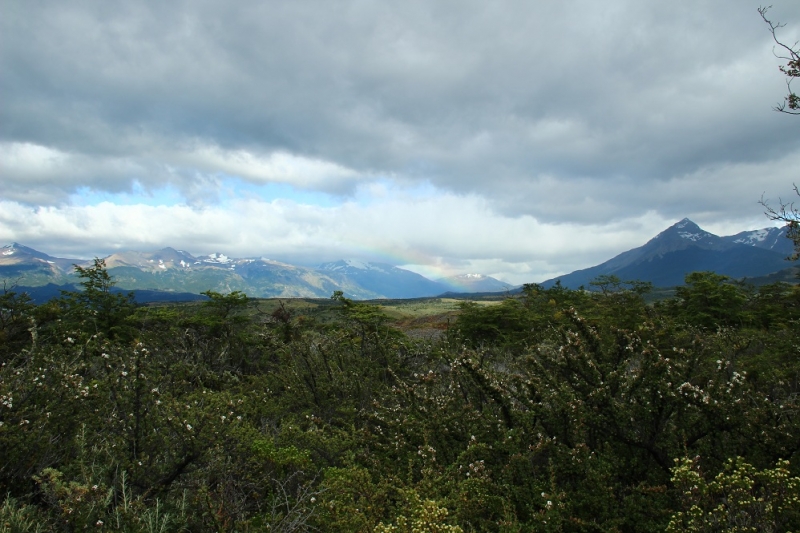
[317, 259, 450, 299]
[436, 273, 512, 293]
[0, 243, 510, 300]
[3, 219, 794, 301]
[724, 226, 794, 255]
[542, 219, 795, 289]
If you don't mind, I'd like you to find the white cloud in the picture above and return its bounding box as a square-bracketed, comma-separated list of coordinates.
[0, 142, 150, 202]
[0, 141, 367, 204]
[0, 184, 687, 285]
[1, 0, 798, 282]
[182, 145, 365, 190]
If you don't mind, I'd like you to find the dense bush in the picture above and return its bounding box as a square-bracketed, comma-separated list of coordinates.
[1, 265, 798, 531]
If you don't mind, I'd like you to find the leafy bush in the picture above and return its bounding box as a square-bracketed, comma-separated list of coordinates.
[0, 264, 798, 530]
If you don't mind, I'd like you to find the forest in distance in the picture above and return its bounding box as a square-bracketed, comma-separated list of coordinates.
[1, 260, 799, 532]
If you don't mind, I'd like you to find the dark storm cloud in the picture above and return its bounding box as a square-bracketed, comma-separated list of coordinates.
[2, 0, 799, 222]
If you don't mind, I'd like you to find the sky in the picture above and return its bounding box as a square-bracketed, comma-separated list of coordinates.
[1, 1, 799, 285]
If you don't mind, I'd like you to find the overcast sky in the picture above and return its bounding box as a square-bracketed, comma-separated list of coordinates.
[2, 1, 799, 284]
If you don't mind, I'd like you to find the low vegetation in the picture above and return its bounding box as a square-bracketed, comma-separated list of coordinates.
[1, 262, 799, 531]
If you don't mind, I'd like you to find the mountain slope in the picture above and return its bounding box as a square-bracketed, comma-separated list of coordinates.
[543, 219, 795, 289]
[1, 245, 458, 300]
[0, 243, 82, 285]
[723, 226, 794, 256]
[103, 257, 387, 299]
[436, 273, 512, 293]
[317, 260, 449, 299]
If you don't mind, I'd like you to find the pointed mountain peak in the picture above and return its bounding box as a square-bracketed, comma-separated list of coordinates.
[674, 218, 699, 229]
[652, 219, 717, 243]
[1, 243, 81, 271]
[3, 242, 55, 260]
[542, 218, 793, 289]
[4, 242, 33, 254]
[2, 243, 18, 256]
[152, 247, 197, 261]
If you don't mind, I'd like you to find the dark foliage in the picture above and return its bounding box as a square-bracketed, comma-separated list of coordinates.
[1, 264, 798, 531]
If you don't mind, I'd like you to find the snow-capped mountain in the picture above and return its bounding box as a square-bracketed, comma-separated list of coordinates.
[1, 242, 80, 270]
[2, 246, 499, 300]
[723, 226, 793, 256]
[4, 217, 795, 301]
[0, 242, 85, 286]
[98, 252, 393, 299]
[104, 248, 200, 271]
[542, 219, 795, 289]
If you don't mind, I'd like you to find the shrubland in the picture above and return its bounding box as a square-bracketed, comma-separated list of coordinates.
[1, 263, 798, 532]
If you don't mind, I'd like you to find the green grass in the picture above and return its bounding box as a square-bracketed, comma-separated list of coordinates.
[239, 295, 508, 335]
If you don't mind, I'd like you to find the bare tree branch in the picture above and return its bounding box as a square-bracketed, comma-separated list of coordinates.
[759, 6, 800, 114]
[760, 184, 800, 261]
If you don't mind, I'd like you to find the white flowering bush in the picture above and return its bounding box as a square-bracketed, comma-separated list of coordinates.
[1, 263, 799, 531]
[668, 456, 800, 532]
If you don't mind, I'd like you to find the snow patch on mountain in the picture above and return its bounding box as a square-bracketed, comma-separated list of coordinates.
[344, 259, 370, 270]
[678, 232, 704, 241]
[733, 228, 780, 246]
[733, 228, 771, 245]
[202, 253, 231, 264]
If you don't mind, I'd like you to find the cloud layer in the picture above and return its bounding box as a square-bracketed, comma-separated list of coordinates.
[1, 0, 799, 283]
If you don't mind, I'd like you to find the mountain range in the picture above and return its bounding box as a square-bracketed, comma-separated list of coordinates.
[2, 219, 796, 301]
[0, 244, 510, 301]
[542, 218, 797, 288]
